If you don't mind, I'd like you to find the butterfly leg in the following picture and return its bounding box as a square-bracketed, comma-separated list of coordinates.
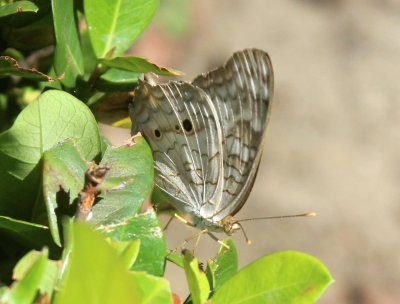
[173, 213, 230, 250]
[206, 232, 230, 249]
[193, 229, 208, 254]
[177, 229, 208, 254]
[174, 213, 191, 226]
[163, 215, 175, 231]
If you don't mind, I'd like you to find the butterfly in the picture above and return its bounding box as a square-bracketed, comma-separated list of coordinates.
[129, 49, 274, 240]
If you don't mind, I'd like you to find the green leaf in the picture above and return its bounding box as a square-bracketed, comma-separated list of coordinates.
[84, 0, 160, 58]
[0, 286, 10, 302]
[0, 89, 100, 179]
[42, 140, 88, 246]
[39, 259, 58, 299]
[166, 251, 184, 268]
[100, 56, 182, 76]
[96, 68, 140, 92]
[6, 248, 48, 304]
[52, 0, 84, 87]
[99, 134, 110, 156]
[80, 26, 98, 75]
[212, 251, 334, 304]
[130, 272, 173, 304]
[0, 1, 38, 17]
[5, 13, 54, 51]
[209, 239, 238, 292]
[108, 239, 140, 270]
[12, 250, 58, 299]
[0, 90, 101, 219]
[182, 250, 210, 304]
[54, 223, 141, 304]
[0, 216, 58, 254]
[104, 209, 166, 276]
[151, 187, 176, 214]
[0, 56, 57, 81]
[88, 136, 153, 226]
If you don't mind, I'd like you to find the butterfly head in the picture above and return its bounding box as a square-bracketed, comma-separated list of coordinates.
[219, 216, 252, 244]
[220, 216, 241, 235]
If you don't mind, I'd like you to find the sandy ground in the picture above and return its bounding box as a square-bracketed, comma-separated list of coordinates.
[105, 1, 400, 303]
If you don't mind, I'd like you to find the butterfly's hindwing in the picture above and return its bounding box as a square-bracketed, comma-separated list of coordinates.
[192, 49, 274, 221]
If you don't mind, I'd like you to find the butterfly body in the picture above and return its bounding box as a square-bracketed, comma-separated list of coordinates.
[129, 49, 274, 234]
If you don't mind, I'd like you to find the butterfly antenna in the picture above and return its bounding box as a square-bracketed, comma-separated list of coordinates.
[237, 212, 317, 222]
[234, 221, 252, 245]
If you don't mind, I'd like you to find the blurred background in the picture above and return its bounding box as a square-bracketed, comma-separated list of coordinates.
[105, 1, 400, 303]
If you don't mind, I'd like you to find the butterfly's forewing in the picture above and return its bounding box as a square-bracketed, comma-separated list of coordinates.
[130, 81, 225, 218]
[192, 49, 274, 221]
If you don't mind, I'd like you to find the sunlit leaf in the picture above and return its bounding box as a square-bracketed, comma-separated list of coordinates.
[12, 250, 58, 299]
[0, 90, 100, 220]
[43, 140, 88, 246]
[103, 209, 166, 276]
[182, 250, 210, 304]
[54, 223, 141, 304]
[212, 251, 334, 304]
[87, 136, 153, 226]
[6, 248, 48, 304]
[84, 0, 160, 58]
[100, 56, 182, 76]
[212, 239, 238, 291]
[130, 272, 173, 304]
[0, 1, 38, 17]
[52, 0, 84, 87]
[108, 239, 140, 270]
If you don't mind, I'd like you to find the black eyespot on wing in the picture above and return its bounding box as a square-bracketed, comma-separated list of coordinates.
[175, 125, 180, 131]
[182, 119, 193, 133]
[154, 129, 161, 138]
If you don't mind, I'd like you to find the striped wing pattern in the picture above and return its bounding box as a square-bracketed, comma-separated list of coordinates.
[193, 49, 274, 221]
[130, 81, 224, 218]
[129, 49, 273, 231]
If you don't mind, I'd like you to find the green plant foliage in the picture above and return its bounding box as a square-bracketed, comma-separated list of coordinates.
[55, 222, 141, 303]
[104, 209, 166, 277]
[0, 1, 38, 18]
[51, 0, 84, 87]
[4, 248, 48, 304]
[88, 136, 154, 226]
[166, 251, 184, 268]
[182, 250, 210, 304]
[84, 0, 160, 58]
[0, 216, 57, 254]
[42, 140, 88, 246]
[108, 239, 141, 270]
[130, 272, 173, 304]
[212, 251, 333, 304]
[207, 239, 238, 293]
[0, 90, 100, 180]
[54, 222, 172, 304]
[0, 90, 100, 219]
[12, 250, 58, 300]
[99, 56, 182, 76]
[96, 69, 140, 92]
[5, 13, 54, 51]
